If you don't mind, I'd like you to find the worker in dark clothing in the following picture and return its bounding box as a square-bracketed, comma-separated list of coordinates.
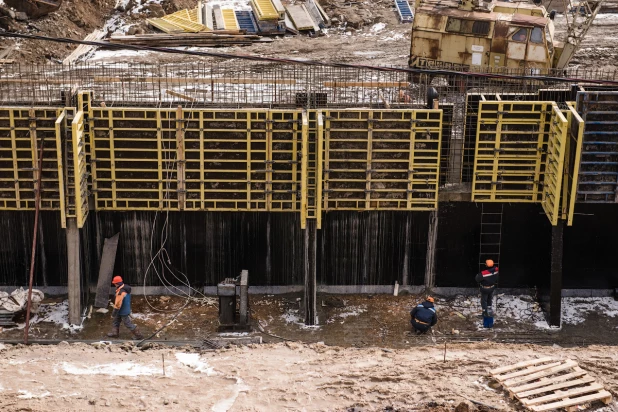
[475, 259, 499, 316]
[107, 276, 143, 340]
[410, 296, 438, 334]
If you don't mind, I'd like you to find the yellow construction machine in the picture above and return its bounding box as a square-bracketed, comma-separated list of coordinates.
[409, 0, 604, 72]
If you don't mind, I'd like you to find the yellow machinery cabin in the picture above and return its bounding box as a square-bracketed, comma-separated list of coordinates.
[409, 0, 565, 71]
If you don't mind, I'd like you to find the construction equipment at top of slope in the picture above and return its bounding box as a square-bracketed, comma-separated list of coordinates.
[409, 0, 605, 72]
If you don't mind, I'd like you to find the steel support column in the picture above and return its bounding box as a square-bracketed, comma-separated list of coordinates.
[66, 218, 81, 325]
[304, 219, 317, 325]
[550, 221, 564, 327]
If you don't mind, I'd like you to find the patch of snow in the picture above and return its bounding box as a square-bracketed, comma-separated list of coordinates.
[211, 378, 249, 412]
[89, 49, 153, 61]
[175, 353, 216, 376]
[336, 306, 367, 319]
[380, 32, 406, 41]
[371, 23, 387, 32]
[131, 312, 154, 320]
[281, 309, 303, 324]
[207, 0, 252, 11]
[17, 390, 50, 399]
[562, 297, 618, 325]
[61, 362, 161, 376]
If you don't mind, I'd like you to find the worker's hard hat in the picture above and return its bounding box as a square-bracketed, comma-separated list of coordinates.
[485, 259, 494, 267]
[426, 296, 435, 303]
[112, 276, 123, 284]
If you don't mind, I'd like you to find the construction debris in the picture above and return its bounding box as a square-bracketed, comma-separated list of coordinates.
[63, 29, 104, 65]
[490, 358, 613, 412]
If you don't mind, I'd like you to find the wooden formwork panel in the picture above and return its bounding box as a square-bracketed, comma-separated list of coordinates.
[472, 101, 552, 202]
[0, 107, 66, 210]
[322, 109, 441, 211]
[574, 91, 618, 203]
[541, 104, 568, 226]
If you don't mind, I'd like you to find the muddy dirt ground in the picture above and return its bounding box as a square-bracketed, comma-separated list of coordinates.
[1, 293, 618, 411]
[2, 0, 618, 70]
[1, 339, 618, 411]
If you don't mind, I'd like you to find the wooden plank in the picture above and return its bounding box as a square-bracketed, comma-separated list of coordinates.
[63, 30, 104, 65]
[323, 81, 410, 88]
[490, 357, 556, 375]
[504, 360, 578, 387]
[497, 361, 563, 381]
[166, 90, 197, 102]
[531, 390, 612, 412]
[0, 44, 16, 60]
[286, 5, 315, 31]
[0, 59, 15, 64]
[511, 371, 594, 398]
[147, 18, 186, 33]
[523, 383, 604, 406]
[93, 233, 120, 308]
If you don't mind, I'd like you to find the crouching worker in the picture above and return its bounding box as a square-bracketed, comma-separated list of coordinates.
[410, 296, 438, 334]
[107, 276, 143, 340]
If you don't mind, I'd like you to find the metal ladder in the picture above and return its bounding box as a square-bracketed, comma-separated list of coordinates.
[478, 203, 503, 271]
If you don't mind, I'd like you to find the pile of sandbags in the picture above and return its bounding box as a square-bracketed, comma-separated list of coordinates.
[0, 288, 44, 313]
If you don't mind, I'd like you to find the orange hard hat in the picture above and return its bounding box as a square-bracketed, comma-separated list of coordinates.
[486, 259, 494, 267]
[112, 276, 123, 284]
[426, 296, 435, 303]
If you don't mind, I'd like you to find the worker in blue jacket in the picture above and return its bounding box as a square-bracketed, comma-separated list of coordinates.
[410, 296, 438, 334]
[475, 259, 499, 316]
[107, 276, 143, 340]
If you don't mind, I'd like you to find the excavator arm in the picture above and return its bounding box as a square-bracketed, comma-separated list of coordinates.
[555, 0, 605, 69]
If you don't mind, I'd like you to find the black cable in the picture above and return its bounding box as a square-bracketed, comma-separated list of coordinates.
[1, 31, 618, 85]
[135, 298, 190, 347]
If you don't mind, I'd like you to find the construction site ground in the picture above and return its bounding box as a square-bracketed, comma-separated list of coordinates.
[1, 0, 617, 70]
[1, 293, 618, 411]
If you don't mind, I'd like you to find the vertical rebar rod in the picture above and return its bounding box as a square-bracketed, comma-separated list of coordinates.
[24, 137, 46, 345]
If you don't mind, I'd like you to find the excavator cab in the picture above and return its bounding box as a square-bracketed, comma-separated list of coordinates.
[409, 0, 603, 72]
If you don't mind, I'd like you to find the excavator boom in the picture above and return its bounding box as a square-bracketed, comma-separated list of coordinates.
[555, 0, 605, 69]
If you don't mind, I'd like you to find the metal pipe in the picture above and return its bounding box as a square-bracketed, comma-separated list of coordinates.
[24, 137, 45, 345]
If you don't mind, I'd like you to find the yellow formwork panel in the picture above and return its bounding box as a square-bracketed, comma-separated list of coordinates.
[267, 110, 303, 212]
[71, 111, 90, 228]
[306, 110, 323, 228]
[322, 109, 441, 211]
[564, 102, 585, 226]
[147, 18, 186, 33]
[221, 9, 239, 30]
[472, 101, 553, 202]
[251, 0, 279, 20]
[541, 104, 568, 226]
[0, 107, 66, 210]
[90, 107, 181, 210]
[161, 14, 207, 32]
[89, 108, 304, 212]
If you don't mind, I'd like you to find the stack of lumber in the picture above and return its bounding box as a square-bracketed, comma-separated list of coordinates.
[109, 32, 272, 47]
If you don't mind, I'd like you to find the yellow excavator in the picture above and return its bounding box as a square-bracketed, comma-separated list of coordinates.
[408, 0, 605, 72]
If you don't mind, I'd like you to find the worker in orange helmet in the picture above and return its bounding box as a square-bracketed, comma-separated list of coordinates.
[107, 275, 143, 340]
[475, 259, 500, 317]
[410, 296, 438, 334]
